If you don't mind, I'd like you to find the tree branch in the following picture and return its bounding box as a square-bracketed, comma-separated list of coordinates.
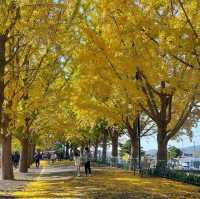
[178, 0, 198, 38]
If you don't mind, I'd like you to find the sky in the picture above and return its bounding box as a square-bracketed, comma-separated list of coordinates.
[141, 124, 200, 151]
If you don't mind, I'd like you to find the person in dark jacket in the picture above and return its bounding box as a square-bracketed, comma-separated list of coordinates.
[34, 152, 41, 168]
[83, 147, 92, 176]
[12, 151, 20, 168]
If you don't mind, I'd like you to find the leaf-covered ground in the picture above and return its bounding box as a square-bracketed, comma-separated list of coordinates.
[11, 161, 200, 199]
[0, 161, 49, 198]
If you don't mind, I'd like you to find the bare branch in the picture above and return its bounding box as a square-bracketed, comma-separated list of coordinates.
[5, 43, 27, 66]
[5, 5, 20, 37]
[167, 97, 195, 139]
[178, 0, 198, 38]
[141, 123, 156, 137]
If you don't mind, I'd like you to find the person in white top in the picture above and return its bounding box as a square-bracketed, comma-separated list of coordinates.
[51, 152, 57, 163]
[74, 149, 81, 177]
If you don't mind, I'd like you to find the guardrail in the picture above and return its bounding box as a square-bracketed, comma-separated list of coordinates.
[95, 157, 140, 173]
[148, 167, 200, 186]
[95, 157, 200, 186]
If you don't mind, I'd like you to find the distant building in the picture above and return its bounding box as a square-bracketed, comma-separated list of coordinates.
[182, 153, 193, 157]
[178, 157, 200, 170]
[144, 154, 157, 168]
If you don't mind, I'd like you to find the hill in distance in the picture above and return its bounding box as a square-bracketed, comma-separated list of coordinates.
[146, 145, 200, 156]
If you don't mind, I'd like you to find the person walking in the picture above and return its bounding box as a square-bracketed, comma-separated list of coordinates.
[34, 152, 41, 168]
[74, 149, 81, 177]
[12, 151, 20, 168]
[83, 147, 91, 176]
[47, 152, 51, 163]
[50, 152, 57, 163]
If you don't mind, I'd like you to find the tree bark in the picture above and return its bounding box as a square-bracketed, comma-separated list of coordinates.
[129, 135, 139, 171]
[111, 132, 118, 157]
[19, 138, 29, 173]
[80, 145, 84, 157]
[94, 142, 98, 161]
[156, 130, 168, 169]
[111, 131, 118, 166]
[126, 119, 139, 171]
[0, 35, 12, 180]
[0, 35, 6, 116]
[1, 134, 14, 180]
[32, 145, 35, 164]
[69, 147, 73, 160]
[27, 144, 34, 168]
[65, 143, 70, 159]
[130, 135, 139, 160]
[32, 144, 36, 164]
[102, 130, 108, 162]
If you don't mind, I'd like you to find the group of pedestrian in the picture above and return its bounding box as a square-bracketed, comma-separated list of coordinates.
[74, 147, 92, 177]
[12, 147, 93, 178]
[32, 151, 58, 168]
[11, 150, 59, 169]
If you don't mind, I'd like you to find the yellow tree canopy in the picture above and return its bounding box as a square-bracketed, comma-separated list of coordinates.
[71, 0, 200, 140]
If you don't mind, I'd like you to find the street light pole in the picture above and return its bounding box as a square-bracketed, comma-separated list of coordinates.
[135, 70, 141, 174]
[137, 114, 141, 173]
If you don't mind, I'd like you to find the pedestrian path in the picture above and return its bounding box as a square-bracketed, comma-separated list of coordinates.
[7, 161, 200, 199]
[0, 162, 45, 197]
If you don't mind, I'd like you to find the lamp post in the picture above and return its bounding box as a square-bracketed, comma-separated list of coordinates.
[137, 114, 141, 173]
[135, 70, 141, 173]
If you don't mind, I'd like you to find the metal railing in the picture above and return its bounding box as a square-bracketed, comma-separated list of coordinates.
[96, 157, 141, 173]
[95, 157, 200, 186]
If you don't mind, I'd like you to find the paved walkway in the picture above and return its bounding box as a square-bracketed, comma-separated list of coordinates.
[0, 166, 44, 197]
[13, 161, 89, 198]
[36, 166, 74, 180]
[1, 161, 200, 199]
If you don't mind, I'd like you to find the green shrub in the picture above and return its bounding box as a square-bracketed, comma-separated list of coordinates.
[148, 168, 200, 186]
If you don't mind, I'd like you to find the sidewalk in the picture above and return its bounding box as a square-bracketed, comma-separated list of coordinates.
[0, 165, 44, 197]
[13, 161, 200, 199]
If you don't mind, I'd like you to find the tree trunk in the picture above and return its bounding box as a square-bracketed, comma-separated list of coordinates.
[80, 145, 84, 157]
[156, 131, 168, 170]
[69, 148, 73, 160]
[157, 133, 168, 164]
[0, 35, 6, 115]
[126, 119, 138, 171]
[111, 133, 118, 157]
[65, 143, 70, 159]
[32, 144, 35, 164]
[157, 143, 167, 162]
[102, 130, 108, 162]
[129, 135, 139, 171]
[32, 145, 35, 164]
[94, 142, 98, 161]
[27, 144, 31, 168]
[0, 35, 12, 180]
[19, 138, 29, 173]
[1, 134, 14, 180]
[111, 132, 118, 166]
[27, 144, 33, 168]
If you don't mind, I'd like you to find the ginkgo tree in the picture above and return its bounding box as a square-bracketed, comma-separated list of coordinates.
[0, 0, 81, 179]
[13, 48, 62, 173]
[71, 61, 156, 167]
[72, 0, 200, 168]
[1, 0, 199, 181]
[0, 1, 28, 180]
